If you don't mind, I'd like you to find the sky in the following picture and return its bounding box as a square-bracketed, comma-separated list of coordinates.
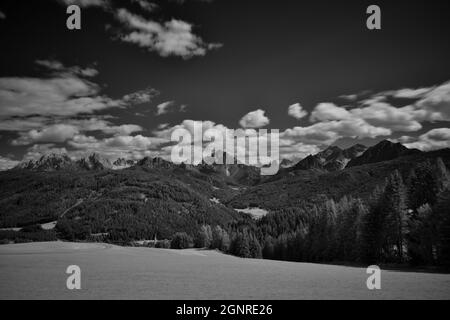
[0, 0, 449, 170]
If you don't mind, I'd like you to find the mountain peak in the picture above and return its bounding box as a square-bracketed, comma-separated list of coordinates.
[346, 140, 421, 168]
[77, 153, 112, 170]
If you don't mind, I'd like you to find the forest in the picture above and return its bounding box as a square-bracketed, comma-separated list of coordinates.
[0, 152, 449, 268]
[191, 158, 450, 267]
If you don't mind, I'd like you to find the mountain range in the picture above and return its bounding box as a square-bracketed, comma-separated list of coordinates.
[10, 140, 416, 175]
[1, 139, 449, 243]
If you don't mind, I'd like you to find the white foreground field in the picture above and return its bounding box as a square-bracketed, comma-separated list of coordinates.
[0, 241, 449, 300]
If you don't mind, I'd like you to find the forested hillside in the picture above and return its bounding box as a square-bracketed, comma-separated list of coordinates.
[1, 143, 450, 268]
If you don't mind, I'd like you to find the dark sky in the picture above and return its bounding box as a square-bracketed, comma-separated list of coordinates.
[0, 0, 449, 166]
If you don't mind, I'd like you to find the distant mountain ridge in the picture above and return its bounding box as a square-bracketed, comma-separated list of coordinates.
[15, 153, 113, 172]
[292, 144, 367, 172]
[13, 140, 424, 175]
[346, 140, 422, 168]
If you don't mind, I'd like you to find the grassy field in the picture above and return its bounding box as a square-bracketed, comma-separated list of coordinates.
[0, 241, 449, 300]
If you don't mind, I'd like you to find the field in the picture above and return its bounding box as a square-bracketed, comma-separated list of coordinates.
[0, 241, 449, 300]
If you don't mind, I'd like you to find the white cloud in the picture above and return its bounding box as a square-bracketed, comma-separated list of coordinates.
[156, 101, 175, 115]
[239, 109, 270, 128]
[66, 133, 169, 161]
[310, 102, 352, 122]
[122, 87, 159, 105]
[414, 81, 450, 121]
[391, 87, 431, 99]
[57, 0, 108, 8]
[288, 103, 308, 120]
[12, 124, 80, 146]
[0, 61, 158, 118]
[404, 128, 450, 151]
[115, 9, 222, 59]
[22, 144, 69, 162]
[0, 11, 6, 19]
[0, 156, 19, 171]
[282, 119, 391, 146]
[36, 59, 99, 78]
[7, 117, 144, 146]
[351, 103, 423, 132]
[132, 0, 158, 12]
[310, 101, 423, 133]
[0, 76, 118, 117]
[278, 141, 320, 161]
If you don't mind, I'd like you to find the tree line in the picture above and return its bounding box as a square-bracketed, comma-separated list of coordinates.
[190, 158, 450, 267]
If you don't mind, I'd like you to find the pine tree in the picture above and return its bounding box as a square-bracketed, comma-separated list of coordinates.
[383, 170, 408, 262]
[434, 188, 450, 267]
[359, 184, 386, 263]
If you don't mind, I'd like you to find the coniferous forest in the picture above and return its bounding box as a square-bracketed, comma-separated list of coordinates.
[1, 144, 450, 269]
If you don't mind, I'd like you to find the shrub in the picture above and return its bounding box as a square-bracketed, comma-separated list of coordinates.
[155, 239, 171, 248]
[170, 232, 193, 249]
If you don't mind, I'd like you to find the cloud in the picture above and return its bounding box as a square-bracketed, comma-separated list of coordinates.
[0, 75, 118, 117]
[239, 109, 270, 128]
[0, 11, 6, 19]
[0, 60, 158, 118]
[132, 0, 158, 12]
[0, 156, 19, 171]
[122, 87, 159, 105]
[7, 117, 144, 146]
[351, 103, 423, 132]
[57, 0, 108, 8]
[115, 9, 222, 59]
[156, 101, 175, 115]
[36, 59, 99, 78]
[310, 103, 352, 122]
[414, 81, 450, 121]
[282, 118, 391, 146]
[403, 128, 450, 151]
[278, 141, 320, 161]
[11, 124, 80, 146]
[390, 87, 431, 99]
[288, 103, 308, 120]
[310, 101, 423, 133]
[22, 144, 69, 162]
[66, 133, 169, 161]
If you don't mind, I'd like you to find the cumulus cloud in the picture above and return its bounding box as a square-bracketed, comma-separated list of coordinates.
[0, 156, 19, 171]
[414, 81, 450, 121]
[7, 117, 144, 146]
[278, 140, 320, 161]
[65, 133, 169, 161]
[390, 87, 431, 99]
[239, 109, 270, 128]
[310, 102, 352, 122]
[351, 103, 423, 132]
[310, 101, 424, 133]
[282, 119, 390, 146]
[403, 128, 450, 151]
[115, 8, 222, 59]
[288, 103, 308, 120]
[12, 124, 80, 146]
